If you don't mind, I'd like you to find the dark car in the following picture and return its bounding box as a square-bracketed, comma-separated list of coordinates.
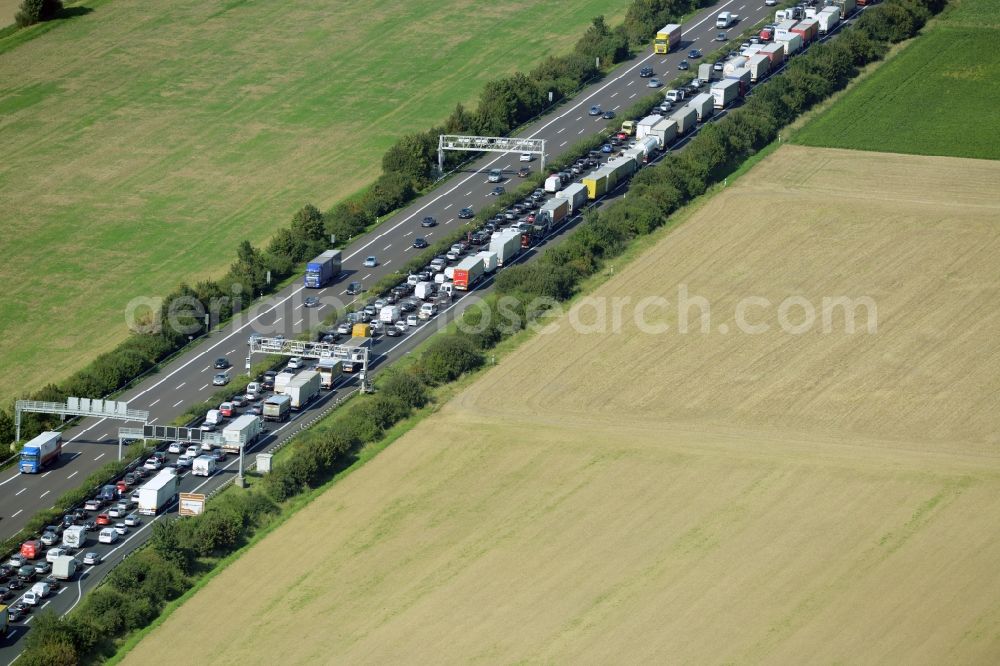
[7, 604, 25, 622]
[230, 394, 247, 408]
[489, 186, 505, 196]
[601, 110, 616, 119]
[303, 296, 320, 308]
[716, 31, 727, 41]
[399, 299, 418, 313]
[588, 105, 602, 116]
[678, 59, 689, 70]
[457, 207, 475, 219]
[261, 371, 277, 390]
[8, 578, 26, 590]
[346, 281, 362, 295]
[245, 403, 263, 416]
[412, 237, 429, 249]
[0, 586, 10, 601]
[213, 357, 230, 369]
[17, 564, 35, 581]
[421, 216, 437, 227]
[62, 513, 76, 528]
[601, 144, 613, 153]
[517, 166, 531, 177]
[639, 66, 654, 77]
[688, 48, 702, 58]
[385, 325, 402, 337]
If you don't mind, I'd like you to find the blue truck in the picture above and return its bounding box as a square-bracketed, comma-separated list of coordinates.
[20, 431, 62, 473]
[304, 250, 342, 288]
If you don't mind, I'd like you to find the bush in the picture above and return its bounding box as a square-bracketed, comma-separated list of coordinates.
[14, 0, 62, 27]
[418, 336, 484, 384]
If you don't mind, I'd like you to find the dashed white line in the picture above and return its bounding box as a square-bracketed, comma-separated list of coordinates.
[294, 318, 303, 326]
[627, 80, 635, 86]
[560, 141, 568, 147]
[383, 244, 392, 251]
[15, 487, 26, 496]
[404, 245, 412, 252]
[739, 3, 746, 9]
[383, 260, 392, 266]
[200, 383, 209, 391]
[661, 58, 668, 64]
[41, 471, 51, 478]
[94, 454, 105, 462]
[425, 232, 434, 237]
[575, 116, 583, 121]
[556, 127, 566, 134]
[611, 91, 619, 97]
[149, 399, 160, 407]
[97, 432, 108, 440]
[175, 382, 185, 390]
[11, 509, 22, 518]
[172, 400, 184, 407]
[340, 289, 348, 295]
[228, 348, 235, 354]
[578, 128, 585, 134]
[148, 418, 158, 424]
[40, 490, 49, 499]
[273, 318, 282, 324]
[629, 93, 637, 99]
[67, 471, 78, 480]
[404, 230, 413, 236]
[612, 105, 621, 111]
[294, 303, 303, 310]
[363, 273, 372, 280]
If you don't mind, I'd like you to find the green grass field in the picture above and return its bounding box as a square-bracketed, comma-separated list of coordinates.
[0, 0, 629, 403]
[795, 0, 1000, 160]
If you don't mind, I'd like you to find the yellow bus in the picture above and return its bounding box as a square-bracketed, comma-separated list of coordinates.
[653, 23, 682, 54]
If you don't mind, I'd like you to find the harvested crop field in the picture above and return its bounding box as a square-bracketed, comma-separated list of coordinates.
[0, 0, 629, 402]
[123, 146, 1000, 665]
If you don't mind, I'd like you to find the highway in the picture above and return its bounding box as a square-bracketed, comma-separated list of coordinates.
[0, 0, 778, 540]
[0, 1, 875, 658]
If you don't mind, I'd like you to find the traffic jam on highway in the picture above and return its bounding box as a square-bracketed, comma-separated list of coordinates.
[0, 0, 865, 646]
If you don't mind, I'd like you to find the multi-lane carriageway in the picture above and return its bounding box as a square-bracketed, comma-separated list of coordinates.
[1, 0, 777, 540]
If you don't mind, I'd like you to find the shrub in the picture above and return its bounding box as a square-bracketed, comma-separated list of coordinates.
[14, 0, 62, 27]
[418, 336, 484, 384]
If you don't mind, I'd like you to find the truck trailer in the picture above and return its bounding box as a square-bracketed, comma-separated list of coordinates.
[759, 43, 786, 66]
[284, 372, 321, 411]
[670, 106, 698, 135]
[19, 431, 61, 474]
[816, 7, 840, 33]
[649, 118, 679, 148]
[711, 79, 741, 108]
[51, 555, 78, 581]
[698, 62, 716, 82]
[686, 93, 714, 122]
[792, 18, 819, 44]
[653, 23, 682, 53]
[775, 32, 803, 55]
[582, 169, 609, 200]
[223, 414, 263, 451]
[263, 394, 291, 421]
[304, 250, 341, 289]
[556, 182, 588, 214]
[476, 251, 499, 273]
[138, 469, 179, 516]
[488, 229, 522, 266]
[536, 197, 569, 230]
[635, 114, 664, 140]
[747, 54, 771, 82]
[452, 256, 485, 291]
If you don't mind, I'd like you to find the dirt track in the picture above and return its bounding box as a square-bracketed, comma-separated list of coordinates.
[123, 146, 1000, 664]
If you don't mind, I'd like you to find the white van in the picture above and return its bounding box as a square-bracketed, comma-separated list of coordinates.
[245, 382, 261, 400]
[98, 527, 118, 544]
[46, 547, 68, 563]
[192, 455, 217, 477]
[24, 581, 51, 605]
[419, 303, 438, 320]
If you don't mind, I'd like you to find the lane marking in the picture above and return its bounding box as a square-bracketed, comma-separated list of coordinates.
[404, 230, 413, 236]
[11, 509, 21, 518]
[148, 417, 158, 424]
[41, 471, 52, 478]
[200, 384, 209, 391]
[15, 487, 26, 496]
[94, 454, 105, 462]
[149, 399, 159, 407]
[629, 93, 637, 99]
[363, 273, 372, 280]
[611, 91, 619, 97]
[384, 260, 392, 266]
[556, 127, 565, 134]
[273, 318, 282, 324]
[560, 141, 568, 147]
[575, 116, 583, 121]
[175, 382, 185, 390]
[173, 400, 184, 407]
[68, 471, 78, 480]
[294, 318, 303, 326]
[40, 491, 49, 499]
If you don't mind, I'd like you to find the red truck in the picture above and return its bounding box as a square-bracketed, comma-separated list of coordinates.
[791, 17, 819, 44]
[452, 256, 485, 291]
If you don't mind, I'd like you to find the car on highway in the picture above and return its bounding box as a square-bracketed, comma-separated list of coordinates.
[489, 186, 505, 196]
[385, 324, 401, 337]
[98, 528, 118, 544]
[0, 586, 10, 601]
[33, 561, 51, 575]
[639, 66, 654, 77]
[688, 48, 702, 58]
[219, 402, 234, 418]
[487, 168, 503, 182]
[212, 371, 231, 386]
[124, 513, 141, 527]
[17, 564, 35, 581]
[287, 356, 303, 370]
[406, 314, 419, 327]
[458, 207, 474, 219]
[82, 552, 102, 565]
[84, 498, 102, 511]
[765, 0, 777, 5]
[517, 166, 531, 177]
[601, 110, 616, 119]
[40, 530, 58, 546]
[346, 281, 362, 295]
[107, 504, 125, 518]
[588, 105, 602, 116]
[44, 547, 67, 563]
[7, 604, 26, 622]
[519, 152, 532, 162]
[363, 255, 378, 267]
[114, 522, 129, 536]
[647, 77, 663, 88]
[143, 456, 162, 471]
[213, 357, 230, 369]
[336, 322, 351, 335]
[95, 513, 110, 526]
[420, 216, 437, 227]
[303, 296, 320, 308]
[678, 59, 689, 70]
[601, 144, 613, 153]
[412, 237, 428, 249]
[716, 31, 727, 41]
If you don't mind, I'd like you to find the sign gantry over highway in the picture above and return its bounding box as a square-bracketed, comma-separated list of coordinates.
[14, 398, 149, 442]
[438, 135, 547, 174]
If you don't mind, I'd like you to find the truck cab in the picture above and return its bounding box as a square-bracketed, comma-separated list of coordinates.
[620, 120, 636, 136]
[716, 11, 738, 28]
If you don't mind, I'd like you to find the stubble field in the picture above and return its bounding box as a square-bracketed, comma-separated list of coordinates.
[0, 0, 628, 402]
[123, 146, 1000, 664]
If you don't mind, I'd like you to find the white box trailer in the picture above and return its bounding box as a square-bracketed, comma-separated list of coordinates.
[635, 114, 664, 140]
[687, 93, 714, 122]
[698, 62, 715, 82]
[379, 305, 401, 323]
[414, 281, 435, 300]
[62, 525, 86, 549]
[475, 251, 498, 273]
[723, 56, 747, 77]
[544, 174, 562, 193]
[556, 182, 588, 214]
[51, 555, 77, 581]
[726, 67, 752, 86]
[284, 371, 320, 411]
[138, 469, 178, 515]
[816, 7, 840, 34]
[273, 372, 295, 395]
[747, 54, 771, 82]
[649, 117, 678, 148]
[488, 229, 522, 267]
[670, 106, 697, 135]
[711, 79, 740, 108]
[223, 414, 264, 452]
[759, 42, 785, 66]
[536, 197, 569, 230]
[775, 33, 803, 55]
[192, 455, 217, 477]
